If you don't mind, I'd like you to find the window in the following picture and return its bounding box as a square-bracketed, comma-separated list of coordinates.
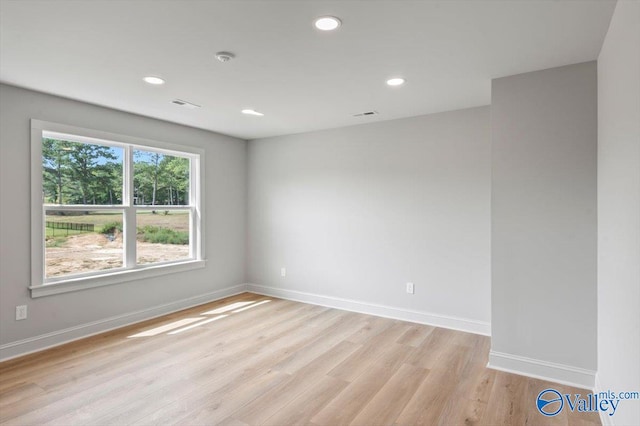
[30, 120, 204, 297]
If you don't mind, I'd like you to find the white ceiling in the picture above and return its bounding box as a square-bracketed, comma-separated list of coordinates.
[0, 0, 616, 140]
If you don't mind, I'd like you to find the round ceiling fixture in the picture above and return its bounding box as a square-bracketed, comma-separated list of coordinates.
[215, 51, 235, 62]
[314, 16, 341, 31]
[386, 77, 406, 86]
[242, 109, 264, 116]
[143, 76, 165, 85]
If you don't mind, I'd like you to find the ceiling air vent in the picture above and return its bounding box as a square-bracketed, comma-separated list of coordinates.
[171, 99, 201, 109]
[353, 111, 378, 117]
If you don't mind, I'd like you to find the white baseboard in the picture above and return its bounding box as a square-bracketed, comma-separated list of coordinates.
[488, 350, 596, 390]
[0, 284, 247, 362]
[246, 283, 490, 336]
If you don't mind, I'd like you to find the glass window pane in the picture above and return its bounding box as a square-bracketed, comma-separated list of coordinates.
[133, 150, 190, 206]
[42, 138, 123, 205]
[45, 210, 124, 278]
[136, 210, 190, 265]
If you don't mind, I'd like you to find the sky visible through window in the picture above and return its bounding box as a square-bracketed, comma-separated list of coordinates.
[42, 138, 190, 206]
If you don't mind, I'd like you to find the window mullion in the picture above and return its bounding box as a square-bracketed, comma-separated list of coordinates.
[124, 146, 136, 269]
[33, 119, 203, 292]
[191, 157, 201, 260]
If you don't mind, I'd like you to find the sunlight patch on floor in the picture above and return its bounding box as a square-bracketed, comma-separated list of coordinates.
[168, 315, 228, 335]
[201, 301, 256, 315]
[128, 318, 203, 338]
[126, 299, 273, 338]
[232, 300, 271, 313]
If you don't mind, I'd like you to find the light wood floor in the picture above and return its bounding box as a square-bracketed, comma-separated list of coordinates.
[0, 293, 600, 426]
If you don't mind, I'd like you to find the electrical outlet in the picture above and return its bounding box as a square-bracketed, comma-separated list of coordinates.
[16, 305, 27, 321]
[406, 282, 415, 294]
[281, 267, 286, 277]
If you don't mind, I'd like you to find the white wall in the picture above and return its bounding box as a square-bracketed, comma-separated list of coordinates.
[0, 84, 247, 358]
[490, 62, 598, 387]
[597, 1, 640, 425]
[247, 107, 491, 333]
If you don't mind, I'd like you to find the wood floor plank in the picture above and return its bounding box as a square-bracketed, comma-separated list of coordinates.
[89, 376, 196, 425]
[0, 293, 602, 426]
[128, 302, 358, 425]
[311, 343, 416, 426]
[481, 370, 530, 426]
[394, 344, 474, 425]
[272, 311, 369, 374]
[396, 323, 435, 347]
[458, 367, 498, 426]
[234, 340, 360, 425]
[2, 372, 139, 425]
[345, 315, 395, 345]
[434, 334, 491, 426]
[0, 382, 45, 408]
[217, 417, 250, 426]
[0, 293, 258, 379]
[405, 326, 459, 369]
[350, 362, 429, 426]
[261, 376, 350, 426]
[167, 370, 292, 426]
[327, 321, 413, 382]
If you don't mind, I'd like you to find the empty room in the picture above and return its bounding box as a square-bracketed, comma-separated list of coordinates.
[0, 1, 638, 425]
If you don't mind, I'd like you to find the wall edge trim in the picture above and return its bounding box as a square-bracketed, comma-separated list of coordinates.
[246, 283, 490, 336]
[0, 284, 248, 362]
[487, 350, 596, 390]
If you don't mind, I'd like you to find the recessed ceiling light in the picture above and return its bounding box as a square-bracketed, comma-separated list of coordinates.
[242, 109, 264, 116]
[314, 16, 341, 31]
[143, 76, 165, 85]
[386, 77, 406, 86]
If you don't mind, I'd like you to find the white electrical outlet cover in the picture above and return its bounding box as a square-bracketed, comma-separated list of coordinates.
[16, 305, 27, 320]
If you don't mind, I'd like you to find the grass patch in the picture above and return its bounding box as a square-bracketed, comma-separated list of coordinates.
[45, 226, 91, 247]
[45, 211, 121, 227]
[45, 236, 68, 248]
[45, 211, 189, 231]
[137, 226, 188, 245]
[100, 221, 123, 235]
[45, 227, 89, 238]
[44, 215, 189, 247]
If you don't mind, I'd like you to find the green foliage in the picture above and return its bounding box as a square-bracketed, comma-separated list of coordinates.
[41, 139, 192, 254]
[100, 221, 123, 235]
[42, 138, 72, 205]
[42, 138, 122, 205]
[67, 141, 119, 204]
[41, 139, 190, 208]
[137, 226, 188, 245]
[134, 151, 189, 206]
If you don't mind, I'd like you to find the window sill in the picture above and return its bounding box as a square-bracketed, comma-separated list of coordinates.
[30, 259, 206, 298]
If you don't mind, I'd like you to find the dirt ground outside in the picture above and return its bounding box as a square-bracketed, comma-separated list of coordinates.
[45, 232, 189, 278]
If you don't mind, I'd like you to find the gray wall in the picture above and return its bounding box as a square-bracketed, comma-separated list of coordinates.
[0, 84, 247, 349]
[491, 62, 597, 371]
[247, 107, 491, 325]
[597, 1, 640, 424]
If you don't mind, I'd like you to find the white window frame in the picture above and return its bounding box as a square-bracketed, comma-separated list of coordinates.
[30, 119, 206, 298]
